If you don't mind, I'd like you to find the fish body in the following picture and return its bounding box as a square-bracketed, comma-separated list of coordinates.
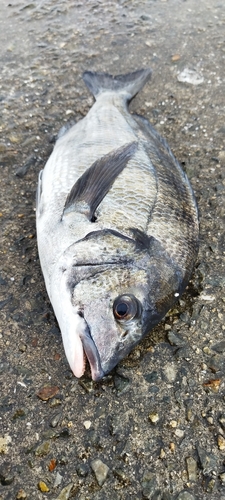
[36, 69, 199, 380]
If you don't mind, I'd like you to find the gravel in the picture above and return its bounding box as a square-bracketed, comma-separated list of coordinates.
[0, 0, 225, 499]
[91, 459, 110, 486]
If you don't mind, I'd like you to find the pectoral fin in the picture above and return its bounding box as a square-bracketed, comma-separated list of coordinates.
[63, 141, 137, 221]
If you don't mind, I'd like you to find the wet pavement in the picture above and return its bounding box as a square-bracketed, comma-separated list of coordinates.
[0, 0, 225, 499]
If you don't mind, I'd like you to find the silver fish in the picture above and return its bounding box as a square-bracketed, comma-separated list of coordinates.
[36, 69, 199, 381]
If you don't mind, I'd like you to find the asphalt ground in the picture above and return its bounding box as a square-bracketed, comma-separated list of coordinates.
[0, 1, 225, 499]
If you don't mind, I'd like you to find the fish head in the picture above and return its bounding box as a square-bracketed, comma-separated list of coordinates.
[71, 265, 150, 380]
[50, 231, 183, 381]
[71, 254, 182, 380]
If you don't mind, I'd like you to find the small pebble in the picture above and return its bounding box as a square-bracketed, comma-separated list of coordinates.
[149, 412, 159, 424]
[196, 445, 217, 474]
[48, 458, 57, 472]
[170, 442, 175, 452]
[83, 420, 92, 429]
[37, 385, 59, 401]
[205, 477, 215, 492]
[141, 471, 158, 499]
[203, 346, 211, 355]
[0, 435, 11, 453]
[76, 463, 89, 477]
[50, 412, 62, 428]
[186, 409, 192, 422]
[145, 40, 153, 48]
[186, 456, 197, 482]
[38, 481, 49, 492]
[19, 344, 27, 352]
[218, 435, 225, 451]
[220, 472, 225, 484]
[91, 459, 109, 486]
[144, 371, 158, 383]
[163, 363, 177, 382]
[167, 331, 185, 347]
[35, 441, 51, 457]
[42, 429, 59, 440]
[55, 483, 73, 500]
[175, 429, 184, 438]
[16, 490, 27, 499]
[172, 54, 181, 62]
[54, 472, 63, 487]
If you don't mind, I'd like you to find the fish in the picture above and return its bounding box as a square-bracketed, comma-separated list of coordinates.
[36, 68, 199, 381]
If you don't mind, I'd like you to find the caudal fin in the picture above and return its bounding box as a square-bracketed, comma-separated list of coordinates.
[82, 68, 152, 101]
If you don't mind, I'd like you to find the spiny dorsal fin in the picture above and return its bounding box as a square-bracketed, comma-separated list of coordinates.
[63, 142, 137, 221]
[82, 68, 152, 100]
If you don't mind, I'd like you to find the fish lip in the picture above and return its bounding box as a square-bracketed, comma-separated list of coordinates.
[79, 323, 105, 381]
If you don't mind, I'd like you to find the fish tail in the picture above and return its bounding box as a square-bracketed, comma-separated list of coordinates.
[82, 68, 152, 101]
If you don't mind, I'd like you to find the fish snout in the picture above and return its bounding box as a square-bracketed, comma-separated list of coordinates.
[79, 324, 105, 381]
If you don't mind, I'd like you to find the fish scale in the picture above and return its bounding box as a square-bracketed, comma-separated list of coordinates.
[40, 109, 134, 226]
[98, 153, 157, 234]
[36, 68, 199, 380]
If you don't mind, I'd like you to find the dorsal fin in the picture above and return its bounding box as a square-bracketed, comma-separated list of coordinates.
[63, 142, 137, 220]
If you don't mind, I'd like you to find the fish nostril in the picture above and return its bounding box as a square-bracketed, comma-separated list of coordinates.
[121, 330, 129, 337]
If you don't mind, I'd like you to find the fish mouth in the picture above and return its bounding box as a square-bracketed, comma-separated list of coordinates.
[79, 322, 104, 381]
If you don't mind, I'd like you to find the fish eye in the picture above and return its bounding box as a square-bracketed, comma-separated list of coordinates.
[113, 294, 141, 322]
